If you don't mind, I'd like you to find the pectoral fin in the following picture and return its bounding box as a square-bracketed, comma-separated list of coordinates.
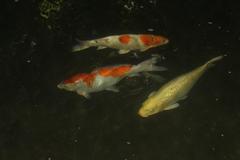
[118, 49, 130, 54]
[97, 46, 107, 50]
[164, 103, 180, 111]
[128, 73, 140, 77]
[180, 95, 188, 100]
[105, 86, 119, 92]
[148, 91, 157, 98]
[133, 52, 140, 58]
[140, 48, 149, 52]
[77, 91, 91, 99]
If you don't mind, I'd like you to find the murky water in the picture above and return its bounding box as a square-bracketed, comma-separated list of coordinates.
[1, 0, 240, 160]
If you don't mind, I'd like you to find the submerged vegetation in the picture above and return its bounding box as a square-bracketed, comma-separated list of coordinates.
[39, 0, 64, 29]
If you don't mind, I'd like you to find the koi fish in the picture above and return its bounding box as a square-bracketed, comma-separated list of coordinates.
[72, 34, 169, 54]
[58, 57, 167, 98]
[138, 55, 224, 118]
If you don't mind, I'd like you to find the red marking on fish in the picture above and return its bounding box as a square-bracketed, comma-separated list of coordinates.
[118, 35, 131, 44]
[63, 73, 96, 86]
[140, 35, 168, 46]
[95, 65, 132, 77]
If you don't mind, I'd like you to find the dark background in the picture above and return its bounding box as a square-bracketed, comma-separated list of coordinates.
[1, 0, 240, 160]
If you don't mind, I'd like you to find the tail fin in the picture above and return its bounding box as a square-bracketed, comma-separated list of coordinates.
[205, 55, 224, 68]
[72, 40, 90, 52]
[142, 72, 166, 83]
[132, 57, 167, 73]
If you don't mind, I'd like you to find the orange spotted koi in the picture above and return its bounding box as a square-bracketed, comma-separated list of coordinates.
[57, 57, 167, 98]
[72, 34, 169, 54]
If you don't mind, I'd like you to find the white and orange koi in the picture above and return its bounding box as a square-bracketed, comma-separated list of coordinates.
[57, 57, 167, 98]
[72, 34, 169, 54]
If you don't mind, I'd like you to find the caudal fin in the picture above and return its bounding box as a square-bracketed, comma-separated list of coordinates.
[132, 57, 167, 73]
[72, 40, 90, 52]
[142, 72, 166, 83]
[205, 55, 224, 68]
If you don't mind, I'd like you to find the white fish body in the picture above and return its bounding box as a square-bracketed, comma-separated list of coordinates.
[72, 34, 169, 54]
[138, 55, 224, 117]
[57, 57, 167, 99]
[86, 35, 141, 52]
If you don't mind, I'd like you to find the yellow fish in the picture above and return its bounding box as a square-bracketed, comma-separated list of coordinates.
[138, 55, 224, 118]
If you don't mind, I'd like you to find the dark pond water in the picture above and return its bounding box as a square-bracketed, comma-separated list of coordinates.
[1, 0, 240, 160]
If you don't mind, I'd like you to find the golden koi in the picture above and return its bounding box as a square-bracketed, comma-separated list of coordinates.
[72, 34, 169, 54]
[138, 55, 224, 117]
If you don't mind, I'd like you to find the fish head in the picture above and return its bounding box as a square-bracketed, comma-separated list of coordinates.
[57, 82, 65, 89]
[152, 35, 169, 46]
[57, 82, 78, 91]
[140, 35, 169, 48]
[138, 99, 163, 117]
[57, 73, 93, 91]
[62, 73, 95, 87]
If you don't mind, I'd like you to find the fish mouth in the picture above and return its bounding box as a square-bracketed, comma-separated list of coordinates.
[57, 83, 64, 89]
[165, 39, 169, 44]
[138, 108, 150, 118]
[162, 38, 169, 45]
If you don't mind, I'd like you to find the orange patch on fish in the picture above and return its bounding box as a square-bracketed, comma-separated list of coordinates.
[140, 35, 154, 46]
[119, 35, 131, 44]
[140, 35, 167, 46]
[97, 65, 132, 77]
[63, 73, 96, 86]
